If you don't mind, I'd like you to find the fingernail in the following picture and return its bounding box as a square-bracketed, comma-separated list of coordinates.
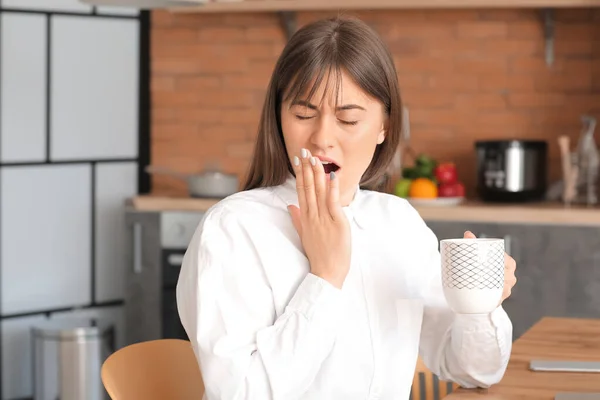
[293, 156, 300, 166]
[301, 148, 307, 158]
[310, 157, 316, 166]
[330, 171, 336, 180]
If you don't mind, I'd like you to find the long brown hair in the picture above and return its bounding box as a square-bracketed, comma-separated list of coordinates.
[242, 16, 403, 192]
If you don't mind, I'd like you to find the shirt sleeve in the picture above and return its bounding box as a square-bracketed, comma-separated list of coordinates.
[176, 205, 344, 400]
[408, 206, 513, 388]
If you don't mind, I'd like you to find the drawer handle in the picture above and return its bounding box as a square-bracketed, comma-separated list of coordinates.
[133, 223, 143, 274]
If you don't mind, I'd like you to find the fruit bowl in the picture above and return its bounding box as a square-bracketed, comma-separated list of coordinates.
[407, 196, 465, 207]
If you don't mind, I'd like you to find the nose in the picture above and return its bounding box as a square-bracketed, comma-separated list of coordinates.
[309, 115, 336, 150]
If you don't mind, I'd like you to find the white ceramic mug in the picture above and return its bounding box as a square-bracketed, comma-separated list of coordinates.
[440, 238, 505, 314]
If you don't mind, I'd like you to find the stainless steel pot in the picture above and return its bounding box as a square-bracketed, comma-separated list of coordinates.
[145, 165, 239, 198]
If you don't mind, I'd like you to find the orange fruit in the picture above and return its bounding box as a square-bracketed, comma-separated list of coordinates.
[409, 178, 438, 198]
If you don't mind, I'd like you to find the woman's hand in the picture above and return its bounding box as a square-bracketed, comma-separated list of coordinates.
[464, 231, 517, 304]
[288, 148, 351, 289]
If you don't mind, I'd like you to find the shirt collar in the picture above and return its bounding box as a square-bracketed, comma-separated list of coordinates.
[274, 173, 370, 230]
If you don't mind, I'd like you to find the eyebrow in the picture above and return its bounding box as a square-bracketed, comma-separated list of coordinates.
[291, 100, 366, 111]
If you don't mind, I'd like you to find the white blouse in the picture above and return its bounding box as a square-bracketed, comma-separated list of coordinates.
[176, 174, 512, 400]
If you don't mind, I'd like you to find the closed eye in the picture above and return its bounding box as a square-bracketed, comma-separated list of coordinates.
[340, 120, 358, 126]
[295, 115, 314, 121]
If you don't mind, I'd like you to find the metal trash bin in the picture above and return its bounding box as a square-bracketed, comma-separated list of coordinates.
[31, 317, 115, 400]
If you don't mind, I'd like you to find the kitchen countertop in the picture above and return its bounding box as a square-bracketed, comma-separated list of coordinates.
[128, 195, 600, 226]
[444, 316, 600, 399]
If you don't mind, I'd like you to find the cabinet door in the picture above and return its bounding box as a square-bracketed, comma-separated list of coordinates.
[95, 162, 138, 303]
[0, 13, 47, 163]
[1, 165, 92, 315]
[1, 315, 47, 399]
[2, 0, 91, 12]
[562, 226, 600, 320]
[123, 213, 162, 346]
[50, 16, 139, 161]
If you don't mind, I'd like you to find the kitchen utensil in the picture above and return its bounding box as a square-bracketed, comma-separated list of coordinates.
[558, 135, 578, 205]
[574, 115, 599, 206]
[440, 237, 505, 314]
[145, 165, 239, 199]
[475, 139, 548, 202]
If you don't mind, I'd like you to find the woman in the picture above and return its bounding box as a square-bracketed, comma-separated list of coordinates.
[177, 16, 517, 400]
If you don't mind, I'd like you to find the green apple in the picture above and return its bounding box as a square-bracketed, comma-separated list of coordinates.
[394, 178, 412, 198]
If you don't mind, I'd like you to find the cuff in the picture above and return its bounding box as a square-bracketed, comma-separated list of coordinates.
[453, 305, 510, 332]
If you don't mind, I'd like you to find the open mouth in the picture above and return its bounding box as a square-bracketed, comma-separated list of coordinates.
[321, 162, 340, 174]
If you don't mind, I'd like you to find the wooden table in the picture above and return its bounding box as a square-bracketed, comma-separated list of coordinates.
[445, 317, 600, 399]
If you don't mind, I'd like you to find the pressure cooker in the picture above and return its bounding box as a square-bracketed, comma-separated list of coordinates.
[475, 140, 548, 202]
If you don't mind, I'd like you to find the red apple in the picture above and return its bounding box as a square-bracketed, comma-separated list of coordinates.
[438, 181, 465, 198]
[434, 162, 458, 184]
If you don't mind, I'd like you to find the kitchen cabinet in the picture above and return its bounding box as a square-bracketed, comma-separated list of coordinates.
[0, 165, 92, 315]
[425, 220, 600, 340]
[0, 13, 47, 163]
[1, 315, 47, 400]
[97, 6, 140, 16]
[95, 162, 138, 303]
[50, 16, 139, 161]
[1, 0, 91, 12]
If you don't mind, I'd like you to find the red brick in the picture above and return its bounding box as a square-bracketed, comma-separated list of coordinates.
[151, 77, 175, 92]
[454, 58, 509, 75]
[535, 60, 592, 92]
[508, 21, 543, 40]
[457, 22, 508, 39]
[175, 76, 221, 91]
[153, 28, 198, 43]
[508, 94, 565, 108]
[245, 26, 286, 43]
[196, 90, 256, 108]
[454, 94, 507, 110]
[423, 39, 481, 58]
[222, 13, 279, 26]
[174, 108, 225, 124]
[555, 40, 593, 56]
[404, 91, 454, 108]
[152, 108, 176, 124]
[394, 57, 450, 74]
[478, 9, 537, 21]
[554, 9, 592, 22]
[478, 39, 539, 56]
[151, 10, 173, 28]
[479, 74, 535, 92]
[426, 10, 479, 22]
[226, 141, 255, 158]
[153, 91, 200, 107]
[198, 27, 245, 43]
[556, 23, 595, 40]
[427, 75, 479, 92]
[223, 74, 270, 90]
[386, 23, 455, 39]
[397, 73, 427, 89]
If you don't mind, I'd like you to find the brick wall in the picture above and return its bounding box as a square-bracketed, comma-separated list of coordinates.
[150, 8, 600, 198]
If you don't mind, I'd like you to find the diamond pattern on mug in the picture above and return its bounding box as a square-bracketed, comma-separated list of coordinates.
[442, 242, 504, 290]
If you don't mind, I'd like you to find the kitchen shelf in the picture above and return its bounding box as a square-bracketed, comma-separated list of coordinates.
[129, 195, 600, 227]
[171, 0, 600, 13]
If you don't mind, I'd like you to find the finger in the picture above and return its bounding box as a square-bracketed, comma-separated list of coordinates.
[311, 157, 327, 218]
[301, 148, 317, 218]
[287, 205, 302, 237]
[327, 171, 345, 222]
[292, 154, 308, 218]
[504, 254, 516, 271]
[463, 230, 476, 239]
